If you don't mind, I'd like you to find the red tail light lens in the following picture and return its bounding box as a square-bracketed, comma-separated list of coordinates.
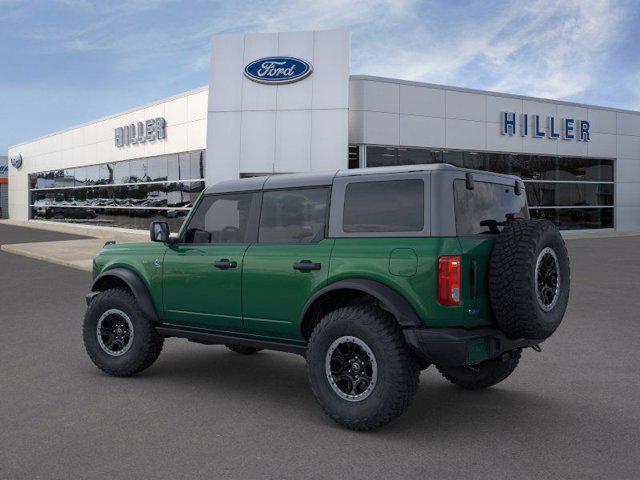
[438, 256, 461, 306]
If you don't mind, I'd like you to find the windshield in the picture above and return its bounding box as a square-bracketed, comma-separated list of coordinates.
[454, 179, 529, 235]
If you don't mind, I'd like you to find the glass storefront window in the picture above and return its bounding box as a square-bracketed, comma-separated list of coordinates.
[557, 158, 614, 182]
[348, 145, 360, 169]
[364, 145, 615, 230]
[53, 170, 65, 187]
[511, 155, 558, 180]
[148, 155, 168, 182]
[463, 152, 487, 171]
[397, 148, 441, 166]
[75, 167, 87, 187]
[530, 207, 614, 230]
[85, 165, 100, 185]
[366, 146, 400, 167]
[167, 154, 180, 181]
[111, 161, 130, 184]
[97, 164, 111, 185]
[556, 182, 614, 207]
[191, 151, 205, 180]
[442, 151, 463, 167]
[178, 152, 192, 179]
[129, 158, 148, 183]
[526, 183, 614, 207]
[29, 153, 205, 231]
[525, 182, 557, 207]
[487, 153, 513, 174]
[367, 146, 444, 168]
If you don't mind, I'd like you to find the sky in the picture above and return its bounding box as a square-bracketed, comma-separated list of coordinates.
[1, 0, 639, 153]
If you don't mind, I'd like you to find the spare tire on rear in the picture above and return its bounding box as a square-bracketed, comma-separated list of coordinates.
[489, 219, 570, 340]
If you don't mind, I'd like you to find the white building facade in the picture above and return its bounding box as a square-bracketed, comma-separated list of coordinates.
[7, 29, 640, 231]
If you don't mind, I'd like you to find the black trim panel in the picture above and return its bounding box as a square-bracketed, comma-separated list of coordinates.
[156, 326, 308, 356]
[299, 278, 423, 335]
[90, 268, 159, 322]
[403, 326, 543, 367]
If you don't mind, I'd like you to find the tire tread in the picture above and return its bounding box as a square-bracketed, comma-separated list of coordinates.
[83, 287, 164, 377]
[307, 304, 419, 431]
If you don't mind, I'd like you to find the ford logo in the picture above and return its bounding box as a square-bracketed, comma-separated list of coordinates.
[244, 56, 313, 85]
[10, 153, 23, 169]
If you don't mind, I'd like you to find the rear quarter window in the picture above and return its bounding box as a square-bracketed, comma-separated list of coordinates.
[343, 179, 424, 233]
[454, 179, 529, 235]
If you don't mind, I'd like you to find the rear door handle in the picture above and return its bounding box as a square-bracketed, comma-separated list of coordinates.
[214, 259, 237, 269]
[293, 261, 321, 271]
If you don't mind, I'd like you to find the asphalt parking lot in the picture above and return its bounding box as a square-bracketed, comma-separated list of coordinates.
[1, 223, 639, 480]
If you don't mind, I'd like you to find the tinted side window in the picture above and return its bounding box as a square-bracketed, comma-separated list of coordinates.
[343, 180, 424, 233]
[454, 180, 529, 235]
[183, 192, 260, 244]
[259, 188, 329, 244]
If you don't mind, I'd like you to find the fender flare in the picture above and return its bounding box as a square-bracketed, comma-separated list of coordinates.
[299, 278, 423, 335]
[91, 267, 159, 323]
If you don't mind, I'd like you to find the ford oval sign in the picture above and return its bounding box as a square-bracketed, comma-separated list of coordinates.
[244, 56, 313, 85]
[10, 153, 23, 169]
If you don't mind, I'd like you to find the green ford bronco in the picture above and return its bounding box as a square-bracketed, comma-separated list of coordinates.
[83, 164, 570, 430]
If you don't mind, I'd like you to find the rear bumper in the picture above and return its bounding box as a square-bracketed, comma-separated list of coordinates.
[403, 326, 542, 367]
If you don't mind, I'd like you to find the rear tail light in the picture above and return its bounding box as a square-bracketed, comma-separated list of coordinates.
[438, 256, 461, 306]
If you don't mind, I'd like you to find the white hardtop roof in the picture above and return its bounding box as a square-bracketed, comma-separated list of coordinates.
[204, 164, 520, 194]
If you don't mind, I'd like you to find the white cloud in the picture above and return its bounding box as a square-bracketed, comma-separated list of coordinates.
[7, 0, 633, 105]
[484, 0, 623, 99]
[344, 0, 625, 101]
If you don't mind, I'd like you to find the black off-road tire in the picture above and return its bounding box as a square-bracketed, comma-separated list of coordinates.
[83, 287, 164, 377]
[437, 349, 522, 390]
[307, 304, 420, 431]
[225, 344, 263, 355]
[489, 219, 570, 340]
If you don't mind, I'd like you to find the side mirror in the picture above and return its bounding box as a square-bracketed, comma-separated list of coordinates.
[150, 221, 170, 243]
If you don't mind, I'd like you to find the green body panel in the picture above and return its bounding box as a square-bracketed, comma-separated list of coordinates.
[161, 243, 248, 332]
[91, 235, 497, 340]
[92, 242, 167, 317]
[241, 239, 334, 341]
[388, 248, 418, 277]
[328, 237, 494, 329]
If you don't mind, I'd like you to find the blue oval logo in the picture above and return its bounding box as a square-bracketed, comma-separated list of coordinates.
[244, 56, 313, 85]
[10, 153, 23, 169]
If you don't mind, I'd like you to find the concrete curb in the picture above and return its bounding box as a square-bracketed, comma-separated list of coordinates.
[1, 243, 93, 272]
[0, 219, 148, 240]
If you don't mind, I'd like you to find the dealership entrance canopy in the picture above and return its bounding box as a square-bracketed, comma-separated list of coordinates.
[8, 29, 640, 231]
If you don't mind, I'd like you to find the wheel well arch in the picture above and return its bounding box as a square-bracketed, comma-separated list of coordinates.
[298, 279, 422, 341]
[91, 267, 159, 323]
[92, 274, 130, 293]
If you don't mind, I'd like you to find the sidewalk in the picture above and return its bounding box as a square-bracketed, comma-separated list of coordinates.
[0, 219, 147, 272]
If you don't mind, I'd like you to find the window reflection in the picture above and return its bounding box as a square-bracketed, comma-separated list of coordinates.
[111, 161, 130, 184]
[442, 151, 464, 167]
[366, 146, 399, 167]
[530, 208, 613, 229]
[364, 146, 615, 230]
[29, 152, 205, 230]
[85, 165, 100, 185]
[129, 159, 148, 182]
[148, 155, 168, 182]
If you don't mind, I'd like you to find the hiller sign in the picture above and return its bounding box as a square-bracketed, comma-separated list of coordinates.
[500, 112, 590, 142]
[115, 117, 166, 147]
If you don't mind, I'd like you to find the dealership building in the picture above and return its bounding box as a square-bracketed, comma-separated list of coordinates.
[7, 29, 640, 232]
